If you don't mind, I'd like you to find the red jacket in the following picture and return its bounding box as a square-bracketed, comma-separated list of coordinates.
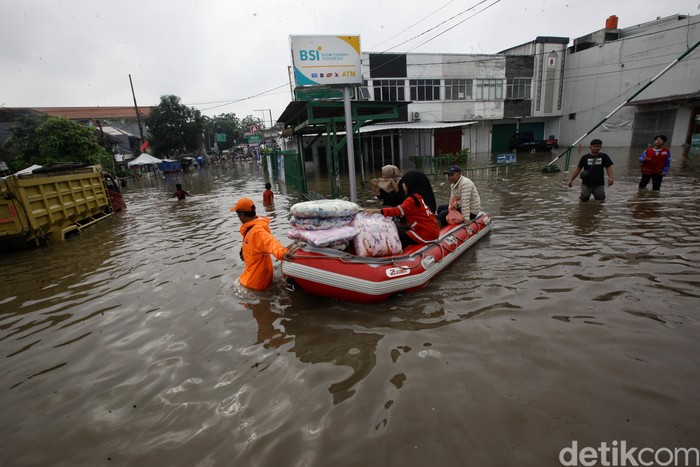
[239, 217, 288, 290]
[381, 194, 440, 243]
[640, 147, 670, 175]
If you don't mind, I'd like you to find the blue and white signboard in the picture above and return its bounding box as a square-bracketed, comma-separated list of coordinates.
[290, 35, 362, 87]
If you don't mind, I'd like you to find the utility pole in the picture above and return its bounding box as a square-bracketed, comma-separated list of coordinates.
[129, 74, 146, 147]
[254, 109, 274, 129]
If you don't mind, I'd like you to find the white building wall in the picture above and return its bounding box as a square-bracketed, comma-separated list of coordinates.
[406, 54, 443, 78]
[462, 122, 493, 156]
[559, 14, 700, 146]
[363, 52, 507, 124]
[532, 43, 566, 118]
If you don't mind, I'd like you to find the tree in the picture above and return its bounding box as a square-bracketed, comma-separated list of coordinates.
[203, 113, 263, 152]
[204, 113, 241, 152]
[145, 95, 205, 157]
[3, 114, 108, 170]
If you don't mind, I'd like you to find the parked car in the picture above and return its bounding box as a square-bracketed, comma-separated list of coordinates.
[508, 131, 554, 152]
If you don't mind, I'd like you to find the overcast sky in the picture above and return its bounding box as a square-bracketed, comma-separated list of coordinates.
[2, 0, 698, 125]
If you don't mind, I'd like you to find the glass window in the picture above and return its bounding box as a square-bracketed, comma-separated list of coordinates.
[506, 78, 531, 99]
[372, 79, 406, 101]
[475, 79, 503, 100]
[445, 79, 473, 100]
[409, 79, 440, 101]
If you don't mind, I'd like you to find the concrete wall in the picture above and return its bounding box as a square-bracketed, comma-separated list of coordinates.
[559, 14, 700, 147]
[363, 52, 507, 123]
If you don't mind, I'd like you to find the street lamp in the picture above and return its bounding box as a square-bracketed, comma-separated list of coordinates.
[254, 109, 274, 130]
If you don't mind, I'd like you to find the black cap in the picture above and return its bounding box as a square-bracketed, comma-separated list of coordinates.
[444, 165, 462, 175]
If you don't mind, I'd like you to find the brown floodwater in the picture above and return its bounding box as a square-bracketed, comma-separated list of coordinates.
[1, 148, 699, 467]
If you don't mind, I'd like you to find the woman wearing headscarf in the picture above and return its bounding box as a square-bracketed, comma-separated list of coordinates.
[371, 164, 405, 207]
[365, 170, 439, 248]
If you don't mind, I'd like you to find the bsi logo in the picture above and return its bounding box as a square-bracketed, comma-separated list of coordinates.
[299, 49, 320, 61]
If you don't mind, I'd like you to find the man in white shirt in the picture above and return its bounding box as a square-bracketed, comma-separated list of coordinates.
[436, 165, 481, 227]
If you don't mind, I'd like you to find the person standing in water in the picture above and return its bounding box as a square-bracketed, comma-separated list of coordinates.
[173, 183, 190, 200]
[638, 135, 670, 191]
[263, 182, 274, 206]
[231, 197, 288, 290]
[568, 139, 614, 202]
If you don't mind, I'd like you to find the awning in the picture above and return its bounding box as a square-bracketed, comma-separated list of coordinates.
[100, 125, 138, 138]
[627, 92, 700, 106]
[359, 121, 477, 133]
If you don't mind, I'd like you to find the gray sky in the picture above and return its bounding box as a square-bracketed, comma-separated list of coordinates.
[2, 0, 698, 124]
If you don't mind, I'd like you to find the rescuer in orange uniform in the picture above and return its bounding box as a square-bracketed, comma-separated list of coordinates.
[231, 198, 288, 290]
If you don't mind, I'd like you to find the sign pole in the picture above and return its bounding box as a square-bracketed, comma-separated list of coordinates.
[343, 86, 357, 202]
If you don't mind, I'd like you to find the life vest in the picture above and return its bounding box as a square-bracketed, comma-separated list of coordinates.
[640, 147, 669, 175]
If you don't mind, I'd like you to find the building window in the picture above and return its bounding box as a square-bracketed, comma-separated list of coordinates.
[409, 79, 440, 101]
[475, 79, 503, 100]
[373, 79, 405, 101]
[506, 78, 531, 99]
[444, 79, 473, 100]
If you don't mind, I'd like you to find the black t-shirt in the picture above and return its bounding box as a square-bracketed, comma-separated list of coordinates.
[578, 153, 613, 186]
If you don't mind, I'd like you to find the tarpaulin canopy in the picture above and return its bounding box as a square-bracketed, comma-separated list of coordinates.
[127, 153, 162, 167]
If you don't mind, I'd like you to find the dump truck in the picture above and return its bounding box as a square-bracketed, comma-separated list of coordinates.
[0, 163, 125, 249]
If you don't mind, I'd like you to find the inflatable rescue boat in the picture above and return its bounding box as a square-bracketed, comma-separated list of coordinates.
[281, 212, 492, 303]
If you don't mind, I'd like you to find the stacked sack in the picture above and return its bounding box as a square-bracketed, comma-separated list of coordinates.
[287, 199, 361, 248]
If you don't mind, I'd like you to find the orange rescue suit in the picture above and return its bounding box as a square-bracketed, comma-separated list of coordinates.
[239, 217, 288, 290]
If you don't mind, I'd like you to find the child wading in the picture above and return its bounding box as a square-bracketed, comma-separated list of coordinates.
[173, 184, 190, 200]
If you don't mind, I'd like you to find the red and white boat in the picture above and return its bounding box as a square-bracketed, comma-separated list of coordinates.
[281, 212, 493, 303]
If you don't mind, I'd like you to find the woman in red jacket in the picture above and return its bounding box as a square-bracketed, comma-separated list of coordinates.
[366, 171, 439, 249]
[639, 134, 671, 191]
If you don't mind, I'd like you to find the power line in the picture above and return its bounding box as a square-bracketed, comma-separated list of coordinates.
[404, 0, 500, 53]
[368, 0, 458, 51]
[187, 83, 289, 112]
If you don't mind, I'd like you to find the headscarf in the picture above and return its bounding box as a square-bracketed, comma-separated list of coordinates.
[377, 165, 402, 192]
[401, 170, 437, 213]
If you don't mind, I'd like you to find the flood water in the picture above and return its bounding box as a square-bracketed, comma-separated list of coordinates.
[1, 148, 699, 467]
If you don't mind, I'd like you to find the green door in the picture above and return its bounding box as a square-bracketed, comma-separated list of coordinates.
[492, 123, 517, 154]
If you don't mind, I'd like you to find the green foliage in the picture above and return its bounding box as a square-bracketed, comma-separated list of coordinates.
[145, 95, 205, 157]
[408, 155, 425, 169]
[3, 115, 108, 170]
[408, 148, 470, 172]
[94, 152, 129, 178]
[451, 148, 471, 165]
[205, 113, 241, 151]
[202, 113, 264, 152]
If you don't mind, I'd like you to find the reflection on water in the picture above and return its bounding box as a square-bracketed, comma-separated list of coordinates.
[568, 201, 605, 236]
[1, 151, 700, 466]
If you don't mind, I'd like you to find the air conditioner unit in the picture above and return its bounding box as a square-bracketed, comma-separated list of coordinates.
[412, 111, 421, 121]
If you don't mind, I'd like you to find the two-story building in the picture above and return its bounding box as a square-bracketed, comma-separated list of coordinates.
[280, 12, 698, 174]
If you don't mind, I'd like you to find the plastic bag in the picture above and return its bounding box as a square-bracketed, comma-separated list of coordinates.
[290, 199, 360, 218]
[287, 225, 359, 246]
[446, 197, 465, 225]
[351, 212, 402, 257]
[289, 215, 354, 230]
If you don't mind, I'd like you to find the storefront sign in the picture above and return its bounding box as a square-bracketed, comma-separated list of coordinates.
[290, 35, 362, 87]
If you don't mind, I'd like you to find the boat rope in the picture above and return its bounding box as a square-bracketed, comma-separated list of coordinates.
[390, 255, 424, 270]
